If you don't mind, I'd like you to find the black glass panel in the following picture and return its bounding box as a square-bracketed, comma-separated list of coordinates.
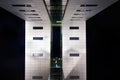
[70, 76, 80, 79]
[52, 27, 61, 58]
[70, 26, 79, 29]
[33, 37, 43, 40]
[70, 53, 79, 57]
[70, 37, 79, 40]
[32, 76, 43, 79]
[33, 26, 43, 30]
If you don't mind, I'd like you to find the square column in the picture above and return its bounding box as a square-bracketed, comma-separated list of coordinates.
[25, 21, 51, 80]
[62, 20, 86, 80]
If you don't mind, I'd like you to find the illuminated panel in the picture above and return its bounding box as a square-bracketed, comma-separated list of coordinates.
[62, 21, 86, 80]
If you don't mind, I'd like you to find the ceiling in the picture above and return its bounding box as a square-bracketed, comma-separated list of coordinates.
[0, 0, 118, 22]
[0, 0, 50, 23]
[62, 0, 118, 23]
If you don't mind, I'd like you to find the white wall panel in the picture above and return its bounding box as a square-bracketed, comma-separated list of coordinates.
[62, 21, 86, 80]
[25, 21, 50, 80]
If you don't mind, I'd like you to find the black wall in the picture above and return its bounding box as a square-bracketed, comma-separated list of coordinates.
[87, 1, 120, 80]
[0, 7, 25, 80]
